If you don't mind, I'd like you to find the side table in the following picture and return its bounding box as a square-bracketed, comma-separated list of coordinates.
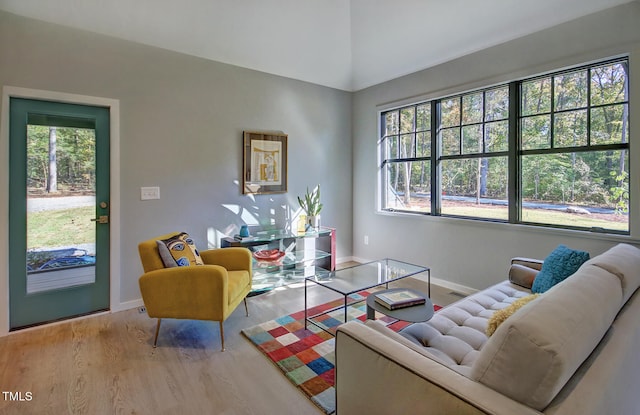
[221, 227, 335, 294]
[366, 288, 434, 323]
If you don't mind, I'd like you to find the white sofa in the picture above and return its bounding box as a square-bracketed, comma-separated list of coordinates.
[335, 243, 640, 415]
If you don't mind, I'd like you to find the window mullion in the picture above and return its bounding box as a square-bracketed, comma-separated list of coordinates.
[413, 105, 418, 158]
[458, 96, 463, 155]
[482, 91, 487, 152]
[587, 67, 592, 146]
[550, 77, 556, 148]
[508, 81, 520, 223]
[432, 100, 441, 215]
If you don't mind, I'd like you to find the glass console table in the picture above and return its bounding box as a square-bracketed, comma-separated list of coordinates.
[221, 227, 335, 294]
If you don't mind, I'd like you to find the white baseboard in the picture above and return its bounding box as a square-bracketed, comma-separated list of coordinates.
[112, 298, 145, 313]
[430, 276, 477, 296]
[335, 256, 355, 264]
[350, 256, 371, 264]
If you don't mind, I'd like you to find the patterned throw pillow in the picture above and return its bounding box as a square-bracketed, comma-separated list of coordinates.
[531, 245, 590, 293]
[156, 232, 204, 267]
[486, 294, 540, 336]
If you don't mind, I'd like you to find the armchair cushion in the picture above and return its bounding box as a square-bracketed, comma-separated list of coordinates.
[139, 265, 251, 321]
[156, 232, 204, 267]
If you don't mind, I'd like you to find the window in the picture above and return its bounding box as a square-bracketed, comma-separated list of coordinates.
[440, 87, 509, 220]
[379, 58, 630, 234]
[381, 103, 432, 213]
[519, 61, 629, 232]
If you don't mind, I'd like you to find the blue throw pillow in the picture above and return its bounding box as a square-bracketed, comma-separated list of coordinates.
[531, 245, 590, 293]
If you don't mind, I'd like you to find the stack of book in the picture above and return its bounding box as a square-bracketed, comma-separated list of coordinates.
[374, 289, 426, 310]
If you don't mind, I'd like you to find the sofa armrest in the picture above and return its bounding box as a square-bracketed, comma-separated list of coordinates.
[511, 257, 543, 270]
[509, 257, 543, 289]
[335, 321, 542, 415]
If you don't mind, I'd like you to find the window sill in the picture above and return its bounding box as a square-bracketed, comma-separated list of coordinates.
[376, 209, 639, 244]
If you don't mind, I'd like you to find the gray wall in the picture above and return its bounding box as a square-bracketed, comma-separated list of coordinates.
[2, 2, 640, 314]
[0, 10, 353, 307]
[352, 2, 640, 291]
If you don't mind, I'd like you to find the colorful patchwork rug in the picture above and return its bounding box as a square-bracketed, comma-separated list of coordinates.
[241, 292, 440, 414]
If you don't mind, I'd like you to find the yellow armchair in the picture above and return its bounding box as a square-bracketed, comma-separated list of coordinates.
[138, 232, 252, 351]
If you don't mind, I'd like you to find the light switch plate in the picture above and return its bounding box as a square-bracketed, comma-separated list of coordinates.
[140, 186, 160, 200]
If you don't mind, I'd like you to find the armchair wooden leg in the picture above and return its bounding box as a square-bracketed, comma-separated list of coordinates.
[244, 297, 249, 317]
[219, 321, 225, 352]
[153, 318, 162, 348]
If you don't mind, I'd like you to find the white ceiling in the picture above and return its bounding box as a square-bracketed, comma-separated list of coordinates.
[0, 0, 634, 91]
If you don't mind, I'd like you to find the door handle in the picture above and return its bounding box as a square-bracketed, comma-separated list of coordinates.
[91, 215, 109, 224]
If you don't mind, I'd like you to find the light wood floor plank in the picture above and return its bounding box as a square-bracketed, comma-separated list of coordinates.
[0, 276, 463, 415]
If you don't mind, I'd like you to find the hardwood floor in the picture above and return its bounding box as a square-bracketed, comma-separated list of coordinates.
[0, 271, 463, 415]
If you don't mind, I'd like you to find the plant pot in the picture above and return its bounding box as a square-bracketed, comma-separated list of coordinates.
[307, 215, 321, 230]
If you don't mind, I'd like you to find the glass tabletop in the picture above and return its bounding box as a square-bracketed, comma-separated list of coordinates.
[305, 258, 429, 296]
[231, 227, 332, 243]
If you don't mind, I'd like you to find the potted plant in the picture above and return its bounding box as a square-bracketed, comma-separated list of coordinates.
[298, 185, 323, 230]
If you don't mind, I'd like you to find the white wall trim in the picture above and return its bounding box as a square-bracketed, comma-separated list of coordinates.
[335, 255, 355, 265]
[429, 276, 477, 296]
[350, 256, 371, 264]
[0, 86, 121, 336]
[114, 298, 145, 313]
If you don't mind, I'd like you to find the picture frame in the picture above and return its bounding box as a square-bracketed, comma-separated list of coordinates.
[242, 131, 288, 194]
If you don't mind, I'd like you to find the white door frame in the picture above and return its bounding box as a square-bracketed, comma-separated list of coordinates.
[0, 86, 121, 336]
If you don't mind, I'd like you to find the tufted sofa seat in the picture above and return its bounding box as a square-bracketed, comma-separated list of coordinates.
[399, 280, 530, 376]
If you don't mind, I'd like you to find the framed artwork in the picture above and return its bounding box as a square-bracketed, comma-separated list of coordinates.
[242, 131, 288, 194]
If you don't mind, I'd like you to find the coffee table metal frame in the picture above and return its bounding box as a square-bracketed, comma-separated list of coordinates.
[304, 258, 430, 335]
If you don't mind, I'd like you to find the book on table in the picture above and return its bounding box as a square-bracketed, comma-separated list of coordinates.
[374, 289, 426, 310]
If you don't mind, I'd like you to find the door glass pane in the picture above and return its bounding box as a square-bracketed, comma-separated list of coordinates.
[26, 125, 96, 294]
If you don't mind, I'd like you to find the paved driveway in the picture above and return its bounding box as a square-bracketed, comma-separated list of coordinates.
[27, 195, 95, 212]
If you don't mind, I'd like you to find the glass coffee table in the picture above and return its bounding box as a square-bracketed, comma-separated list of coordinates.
[304, 258, 430, 334]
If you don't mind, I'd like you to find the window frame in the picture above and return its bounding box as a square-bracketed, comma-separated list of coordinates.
[438, 86, 510, 221]
[378, 57, 630, 235]
[379, 102, 435, 215]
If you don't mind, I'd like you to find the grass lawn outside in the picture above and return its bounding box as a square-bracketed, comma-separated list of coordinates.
[388, 198, 628, 232]
[27, 206, 95, 250]
[442, 205, 627, 231]
[27, 202, 628, 253]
